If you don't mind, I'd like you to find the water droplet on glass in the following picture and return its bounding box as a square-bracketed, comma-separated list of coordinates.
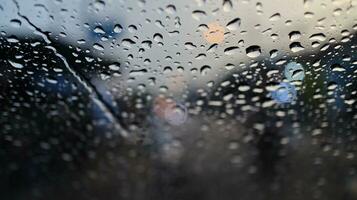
[269, 13, 281, 21]
[224, 46, 239, 55]
[153, 33, 163, 42]
[246, 45, 261, 58]
[289, 31, 301, 41]
[93, 26, 105, 34]
[223, 0, 233, 12]
[289, 42, 304, 53]
[165, 4, 176, 14]
[10, 19, 21, 28]
[108, 62, 120, 71]
[93, 43, 104, 51]
[200, 65, 211, 75]
[331, 63, 345, 72]
[309, 33, 326, 41]
[192, 10, 206, 21]
[284, 62, 305, 81]
[226, 18, 241, 31]
[8, 60, 24, 69]
[113, 24, 123, 33]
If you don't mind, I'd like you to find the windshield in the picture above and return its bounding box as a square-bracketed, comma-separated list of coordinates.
[0, 0, 357, 199]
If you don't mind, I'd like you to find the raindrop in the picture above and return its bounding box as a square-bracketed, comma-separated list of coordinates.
[93, 43, 104, 51]
[269, 13, 281, 21]
[331, 64, 345, 72]
[142, 40, 152, 49]
[223, 0, 233, 12]
[195, 53, 206, 60]
[184, 42, 197, 50]
[256, 2, 263, 14]
[246, 45, 261, 58]
[113, 24, 123, 33]
[8, 60, 24, 69]
[304, 12, 314, 18]
[225, 63, 235, 70]
[128, 25, 138, 33]
[224, 46, 239, 55]
[46, 77, 58, 84]
[200, 65, 211, 75]
[238, 85, 250, 92]
[7, 36, 19, 43]
[10, 19, 21, 28]
[289, 31, 301, 41]
[327, 82, 338, 90]
[284, 62, 305, 81]
[165, 4, 176, 14]
[270, 49, 278, 58]
[122, 38, 136, 47]
[309, 33, 326, 41]
[108, 62, 120, 71]
[153, 33, 163, 42]
[129, 69, 148, 76]
[226, 18, 241, 31]
[192, 10, 206, 21]
[93, 26, 105, 34]
[92, 0, 105, 12]
[289, 42, 304, 53]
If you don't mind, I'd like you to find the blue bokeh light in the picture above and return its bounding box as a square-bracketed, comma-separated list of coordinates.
[271, 82, 297, 104]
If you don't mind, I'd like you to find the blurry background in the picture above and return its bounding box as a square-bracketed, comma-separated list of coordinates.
[0, 0, 357, 199]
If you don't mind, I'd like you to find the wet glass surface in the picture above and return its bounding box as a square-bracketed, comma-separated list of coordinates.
[0, 0, 357, 199]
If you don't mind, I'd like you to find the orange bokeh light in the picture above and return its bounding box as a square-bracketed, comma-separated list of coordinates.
[203, 22, 225, 44]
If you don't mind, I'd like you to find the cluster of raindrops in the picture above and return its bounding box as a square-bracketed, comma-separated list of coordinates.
[271, 62, 305, 104]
